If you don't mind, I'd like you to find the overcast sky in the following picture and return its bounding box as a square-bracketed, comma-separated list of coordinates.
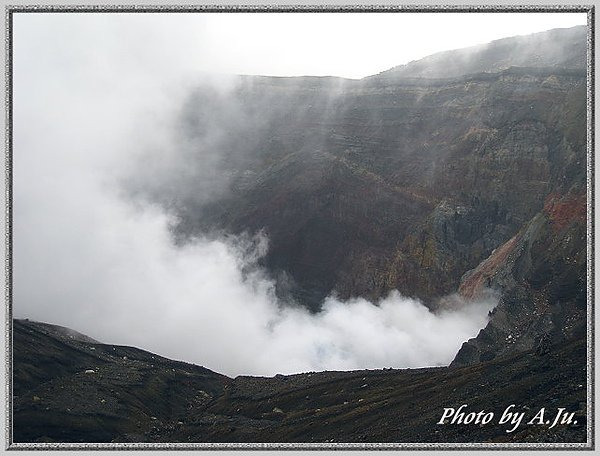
[15, 11, 587, 79]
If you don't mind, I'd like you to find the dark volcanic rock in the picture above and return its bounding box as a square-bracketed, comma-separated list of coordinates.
[452, 190, 587, 366]
[13, 319, 230, 443]
[12, 319, 587, 444]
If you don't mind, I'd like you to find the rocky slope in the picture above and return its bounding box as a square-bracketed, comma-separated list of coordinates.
[452, 189, 587, 365]
[12, 319, 587, 444]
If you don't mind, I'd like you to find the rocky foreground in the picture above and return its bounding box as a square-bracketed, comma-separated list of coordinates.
[13, 319, 587, 444]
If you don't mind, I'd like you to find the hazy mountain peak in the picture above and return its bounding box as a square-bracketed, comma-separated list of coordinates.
[373, 25, 587, 80]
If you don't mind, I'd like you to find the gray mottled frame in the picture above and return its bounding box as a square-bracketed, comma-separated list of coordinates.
[3, 4, 595, 451]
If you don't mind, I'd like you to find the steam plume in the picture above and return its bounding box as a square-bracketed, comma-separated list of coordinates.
[13, 13, 498, 377]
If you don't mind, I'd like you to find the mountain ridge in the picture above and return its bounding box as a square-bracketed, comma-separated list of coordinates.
[12, 318, 587, 444]
[373, 25, 586, 80]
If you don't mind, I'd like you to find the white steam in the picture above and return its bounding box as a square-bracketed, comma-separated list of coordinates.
[14, 186, 496, 376]
[13, 13, 496, 377]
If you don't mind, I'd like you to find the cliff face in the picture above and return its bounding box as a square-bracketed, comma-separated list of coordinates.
[452, 190, 587, 366]
[162, 69, 586, 311]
